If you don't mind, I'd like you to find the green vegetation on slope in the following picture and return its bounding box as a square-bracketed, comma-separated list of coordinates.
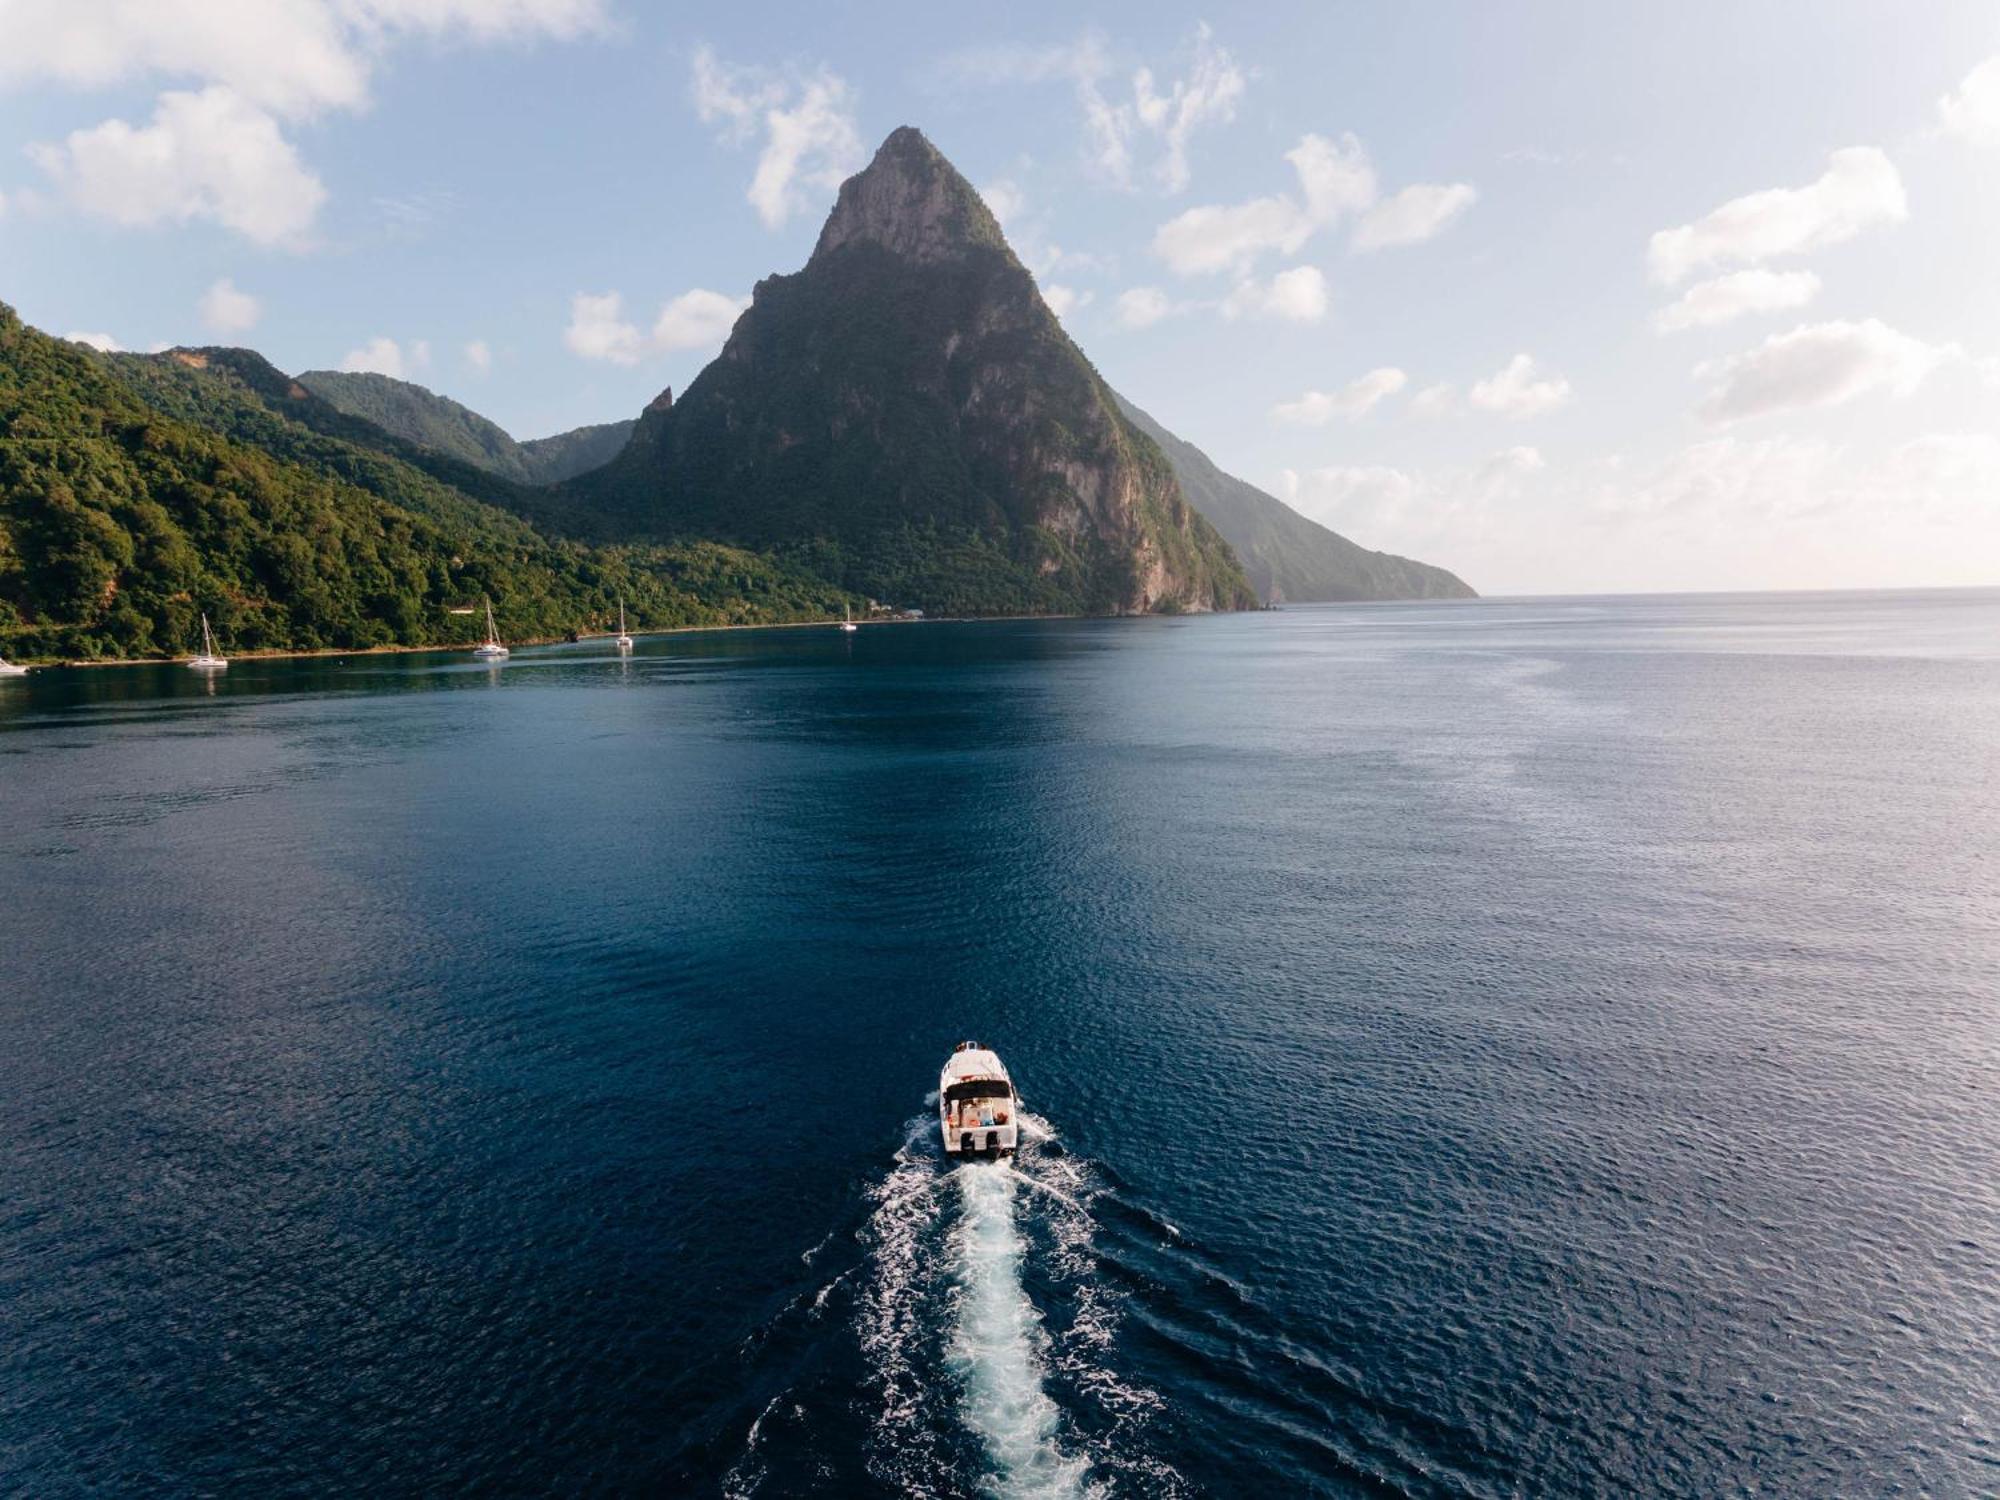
[1115, 395, 1476, 603]
[0, 306, 850, 662]
[297, 368, 635, 484]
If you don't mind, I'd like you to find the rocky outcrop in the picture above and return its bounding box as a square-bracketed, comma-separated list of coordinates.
[566, 126, 1255, 616]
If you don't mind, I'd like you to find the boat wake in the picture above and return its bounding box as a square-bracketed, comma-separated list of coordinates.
[726, 1111, 1180, 1496]
[946, 1160, 1093, 1498]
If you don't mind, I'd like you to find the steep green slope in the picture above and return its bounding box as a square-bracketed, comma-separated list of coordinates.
[297, 368, 634, 484]
[1115, 395, 1476, 603]
[565, 128, 1256, 616]
[518, 418, 634, 483]
[0, 305, 847, 662]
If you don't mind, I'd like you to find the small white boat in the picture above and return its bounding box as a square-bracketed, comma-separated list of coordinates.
[187, 613, 228, 672]
[839, 603, 858, 634]
[940, 1042, 1018, 1157]
[0, 656, 27, 678]
[472, 598, 509, 660]
[615, 597, 634, 653]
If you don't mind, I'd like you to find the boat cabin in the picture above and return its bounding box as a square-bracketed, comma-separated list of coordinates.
[938, 1041, 1019, 1157]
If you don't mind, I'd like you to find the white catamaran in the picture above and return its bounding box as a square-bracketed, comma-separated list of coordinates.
[187, 613, 228, 672]
[0, 656, 28, 678]
[472, 599, 508, 660]
[615, 597, 634, 653]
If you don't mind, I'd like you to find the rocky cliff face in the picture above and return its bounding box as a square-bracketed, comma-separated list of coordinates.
[570, 127, 1254, 616]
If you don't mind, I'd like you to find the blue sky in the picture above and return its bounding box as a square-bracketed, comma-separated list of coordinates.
[3, 1, 1998, 594]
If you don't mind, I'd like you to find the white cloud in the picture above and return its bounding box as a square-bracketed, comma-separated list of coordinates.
[197, 275, 260, 335]
[1593, 431, 2000, 526]
[1939, 56, 2000, 147]
[1353, 181, 1477, 251]
[566, 287, 748, 363]
[0, 0, 607, 117]
[1481, 445, 1545, 479]
[1155, 131, 1474, 275]
[1132, 23, 1245, 192]
[1273, 367, 1408, 424]
[1410, 382, 1457, 418]
[1021, 238, 1111, 280]
[28, 86, 327, 246]
[463, 338, 492, 373]
[980, 178, 1025, 225]
[650, 287, 749, 350]
[691, 45, 863, 230]
[1651, 269, 1821, 333]
[1222, 265, 1328, 323]
[1285, 132, 1375, 223]
[563, 292, 646, 364]
[1277, 430, 2000, 593]
[64, 330, 121, 351]
[1041, 284, 1092, 320]
[1886, 431, 2000, 491]
[1694, 318, 1950, 424]
[1469, 353, 1573, 419]
[1115, 286, 1175, 329]
[10, 2, 605, 243]
[1278, 445, 1549, 557]
[1152, 195, 1311, 275]
[944, 26, 1243, 192]
[338, 334, 427, 379]
[1594, 435, 1837, 518]
[1647, 147, 1906, 285]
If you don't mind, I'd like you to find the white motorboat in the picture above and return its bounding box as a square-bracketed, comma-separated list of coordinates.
[939, 1042, 1018, 1157]
[0, 656, 27, 678]
[186, 613, 228, 671]
[839, 603, 858, 634]
[472, 598, 509, 660]
[615, 597, 634, 652]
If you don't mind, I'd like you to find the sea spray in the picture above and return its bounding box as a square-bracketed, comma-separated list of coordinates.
[946, 1162, 1095, 1499]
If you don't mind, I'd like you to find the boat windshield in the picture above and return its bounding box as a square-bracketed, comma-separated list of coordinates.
[944, 1079, 1012, 1104]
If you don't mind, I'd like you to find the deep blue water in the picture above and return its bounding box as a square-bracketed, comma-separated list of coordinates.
[3, 591, 1997, 1497]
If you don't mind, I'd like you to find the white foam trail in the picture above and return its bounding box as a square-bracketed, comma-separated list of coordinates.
[1016, 1112, 1057, 1143]
[859, 1118, 953, 1493]
[1009, 1167, 1087, 1216]
[947, 1162, 1096, 1500]
[721, 1394, 784, 1499]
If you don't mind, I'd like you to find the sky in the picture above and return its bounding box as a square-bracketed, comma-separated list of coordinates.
[2, 0, 1998, 596]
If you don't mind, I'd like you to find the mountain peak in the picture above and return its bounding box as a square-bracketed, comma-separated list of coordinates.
[810, 125, 1008, 267]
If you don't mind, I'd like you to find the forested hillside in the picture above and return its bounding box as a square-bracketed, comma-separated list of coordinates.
[296, 369, 635, 484]
[0, 304, 848, 662]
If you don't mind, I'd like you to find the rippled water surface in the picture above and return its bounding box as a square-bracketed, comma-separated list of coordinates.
[3, 591, 1998, 1497]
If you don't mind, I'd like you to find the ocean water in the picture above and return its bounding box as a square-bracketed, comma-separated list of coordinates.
[2, 590, 1997, 1497]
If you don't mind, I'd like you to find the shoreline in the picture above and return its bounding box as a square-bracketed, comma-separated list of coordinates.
[0, 610, 1083, 671]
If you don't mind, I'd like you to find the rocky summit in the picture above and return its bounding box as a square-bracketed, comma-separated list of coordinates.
[566, 126, 1258, 616]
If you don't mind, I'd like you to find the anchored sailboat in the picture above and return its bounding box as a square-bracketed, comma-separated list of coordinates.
[472, 598, 509, 660]
[615, 597, 634, 652]
[839, 603, 858, 633]
[187, 613, 228, 672]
